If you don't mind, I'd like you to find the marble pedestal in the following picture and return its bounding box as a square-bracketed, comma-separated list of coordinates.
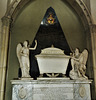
[11, 79, 92, 100]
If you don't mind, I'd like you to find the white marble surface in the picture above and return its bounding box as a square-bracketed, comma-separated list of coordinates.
[70, 48, 88, 80]
[35, 47, 70, 75]
[16, 40, 37, 78]
[74, 84, 91, 100]
[11, 79, 92, 100]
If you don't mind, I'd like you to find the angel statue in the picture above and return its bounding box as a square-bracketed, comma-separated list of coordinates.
[17, 40, 37, 78]
[69, 48, 88, 80]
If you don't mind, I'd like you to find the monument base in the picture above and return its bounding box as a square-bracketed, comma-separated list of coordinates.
[11, 79, 92, 100]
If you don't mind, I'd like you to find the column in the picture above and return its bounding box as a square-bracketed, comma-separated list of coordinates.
[0, 16, 11, 100]
[90, 25, 96, 100]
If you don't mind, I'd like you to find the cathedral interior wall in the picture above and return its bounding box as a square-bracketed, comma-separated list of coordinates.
[5, 0, 92, 100]
[0, 0, 96, 100]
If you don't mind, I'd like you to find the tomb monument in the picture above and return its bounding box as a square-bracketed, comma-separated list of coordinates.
[11, 41, 92, 100]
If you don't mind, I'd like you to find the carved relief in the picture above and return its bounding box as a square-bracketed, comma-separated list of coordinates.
[79, 86, 86, 98]
[18, 87, 27, 99]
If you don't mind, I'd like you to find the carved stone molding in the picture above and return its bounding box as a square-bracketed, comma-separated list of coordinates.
[90, 24, 96, 33]
[5, 0, 30, 18]
[64, 0, 92, 34]
[5, 0, 92, 27]
[76, 0, 92, 24]
[6, 0, 21, 16]
[1, 16, 12, 26]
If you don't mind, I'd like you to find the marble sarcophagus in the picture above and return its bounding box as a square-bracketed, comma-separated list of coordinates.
[35, 46, 70, 75]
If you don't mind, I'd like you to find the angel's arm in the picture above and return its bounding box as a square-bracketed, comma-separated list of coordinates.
[70, 53, 79, 61]
[29, 40, 37, 50]
[71, 57, 79, 61]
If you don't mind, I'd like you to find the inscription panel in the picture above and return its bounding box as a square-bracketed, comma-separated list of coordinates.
[33, 84, 73, 100]
[11, 80, 92, 100]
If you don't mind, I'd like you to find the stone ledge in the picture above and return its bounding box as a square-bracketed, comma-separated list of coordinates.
[11, 79, 92, 84]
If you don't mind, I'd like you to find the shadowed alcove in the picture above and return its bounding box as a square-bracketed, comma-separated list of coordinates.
[29, 7, 71, 79]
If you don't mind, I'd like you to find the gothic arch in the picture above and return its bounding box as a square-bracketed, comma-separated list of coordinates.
[5, 0, 92, 28]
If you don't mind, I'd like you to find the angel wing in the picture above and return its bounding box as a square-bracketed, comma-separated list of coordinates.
[79, 49, 88, 65]
[16, 43, 22, 65]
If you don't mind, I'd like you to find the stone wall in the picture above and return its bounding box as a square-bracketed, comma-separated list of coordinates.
[90, 0, 96, 24]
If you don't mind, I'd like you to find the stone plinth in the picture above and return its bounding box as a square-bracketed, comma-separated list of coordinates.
[11, 79, 92, 100]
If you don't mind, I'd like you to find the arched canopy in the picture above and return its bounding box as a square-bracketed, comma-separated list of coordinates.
[11, 0, 88, 50]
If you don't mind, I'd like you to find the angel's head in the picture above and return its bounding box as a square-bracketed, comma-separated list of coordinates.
[75, 48, 80, 56]
[23, 41, 28, 47]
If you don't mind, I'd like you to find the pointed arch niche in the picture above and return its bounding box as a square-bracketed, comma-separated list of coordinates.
[4, 0, 93, 100]
[32, 7, 71, 54]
